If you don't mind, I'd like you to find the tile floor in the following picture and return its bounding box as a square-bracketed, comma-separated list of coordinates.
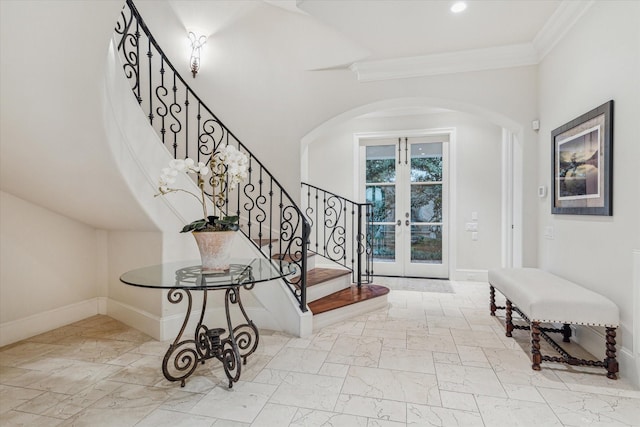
[1, 278, 639, 426]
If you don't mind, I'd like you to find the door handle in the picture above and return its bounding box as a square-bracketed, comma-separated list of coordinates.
[405, 220, 410, 226]
[396, 220, 402, 226]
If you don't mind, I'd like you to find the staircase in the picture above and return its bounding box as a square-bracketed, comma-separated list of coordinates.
[113, 0, 388, 333]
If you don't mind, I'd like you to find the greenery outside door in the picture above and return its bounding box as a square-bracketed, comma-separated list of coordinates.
[361, 135, 449, 278]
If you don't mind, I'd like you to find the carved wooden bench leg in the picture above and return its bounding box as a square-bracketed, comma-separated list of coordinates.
[562, 323, 572, 343]
[505, 299, 513, 337]
[605, 327, 619, 380]
[490, 285, 497, 316]
[531, 321, 542, 371]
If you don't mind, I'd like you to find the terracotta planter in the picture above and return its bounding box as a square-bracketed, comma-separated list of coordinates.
[192, 230, 236, 273]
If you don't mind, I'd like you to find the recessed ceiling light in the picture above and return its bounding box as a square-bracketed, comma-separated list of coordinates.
[451, 2, 467, 13]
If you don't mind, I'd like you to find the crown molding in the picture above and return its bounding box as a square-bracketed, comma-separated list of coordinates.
[350, 43, 538, 82]
[350, 0, 594, 83]
[533, 0, 594, 61]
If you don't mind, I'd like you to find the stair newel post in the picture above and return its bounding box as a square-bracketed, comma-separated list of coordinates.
[300, 218, 311, 311]
[356, 203, 363, 289]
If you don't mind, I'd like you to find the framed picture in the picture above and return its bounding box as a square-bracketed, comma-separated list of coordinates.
[551, 100, 613, 216]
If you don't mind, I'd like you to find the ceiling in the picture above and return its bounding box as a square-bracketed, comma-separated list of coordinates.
[296, 0, 562, 62]
[166, 0, 590, 81]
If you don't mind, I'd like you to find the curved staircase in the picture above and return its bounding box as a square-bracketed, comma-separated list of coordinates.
[112, 0, 388, 334]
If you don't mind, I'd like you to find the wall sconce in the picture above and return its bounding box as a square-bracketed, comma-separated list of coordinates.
[188, 31, 207, 78]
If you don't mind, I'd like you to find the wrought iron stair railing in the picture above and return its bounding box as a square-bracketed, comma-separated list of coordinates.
[114, 0, 309, 312]
[302, 182, 373, 287]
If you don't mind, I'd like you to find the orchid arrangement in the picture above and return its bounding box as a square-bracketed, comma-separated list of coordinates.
[157, 144, 249, 232]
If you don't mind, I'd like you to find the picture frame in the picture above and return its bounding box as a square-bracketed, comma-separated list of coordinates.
[551, 100, 613, 216]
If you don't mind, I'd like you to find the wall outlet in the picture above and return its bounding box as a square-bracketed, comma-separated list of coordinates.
[543, 226, 554, 239]
[465, 222, 478, 232]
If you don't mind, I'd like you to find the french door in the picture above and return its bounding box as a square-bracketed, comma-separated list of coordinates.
[361, 136, 449, 278]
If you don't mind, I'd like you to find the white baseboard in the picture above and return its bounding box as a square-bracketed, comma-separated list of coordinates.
[454, 269, 488, 282]
[0, 298, 101, 347]
[107, 297, 298, 342]
[106, 298, 163, 341]
[573, 324, 638, 387]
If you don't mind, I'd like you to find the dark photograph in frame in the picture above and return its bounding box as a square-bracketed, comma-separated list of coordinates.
[551, 100, 613, 216]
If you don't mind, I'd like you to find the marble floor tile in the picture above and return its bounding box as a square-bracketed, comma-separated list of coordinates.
[407, 331, 457, 354]
[189, 381, 277, 423]
[325, 335, 382, 367]
[455, 345, 491, 368]
[290, 408, 369, 427]
[135, 408, 216, 427]
[366, 419, 407, 427]
[251, 403, 298, 426]
[334, 393, 406, 423]
[450, 329, 506, 349]
[0, 384, 44, 414]
[439, 390, 478, 412]
[538, 387, 640, 426]
[342, 365, 441, 406]
[268, 371, 344, 411]
[307, 332, 338, 352]
[435, 363, 507, 398]
[317, 362, 349, 378]
[0, 410, 62, 426]
[264, 347, 328, 374]
[378, 347, 436, 374]
[476, 395, 563, 426]
[3, 282, 638, 427]
[427, 315, 471, 331]
[407, 403, 484, 426]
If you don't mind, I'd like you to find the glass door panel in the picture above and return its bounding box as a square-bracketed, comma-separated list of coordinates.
[365, 145, 398, 266]
[405, 142, 446, 277]
[362, 137, 448, 278]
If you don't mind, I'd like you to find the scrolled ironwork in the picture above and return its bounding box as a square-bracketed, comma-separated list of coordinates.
[302, 182, 372, 287]
[114, 0, 309, 311]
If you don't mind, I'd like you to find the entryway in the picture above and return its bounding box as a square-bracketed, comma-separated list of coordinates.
[359, 132, 450, 278]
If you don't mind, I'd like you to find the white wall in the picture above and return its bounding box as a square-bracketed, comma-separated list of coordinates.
[537, 1, 640, 385]
[306, 112, 503, 277]
[0, 191, 105, 345]
[135, 1, 540, 267]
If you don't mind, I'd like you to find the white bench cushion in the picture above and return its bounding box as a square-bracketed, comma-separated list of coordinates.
[488, 268, 619, 327]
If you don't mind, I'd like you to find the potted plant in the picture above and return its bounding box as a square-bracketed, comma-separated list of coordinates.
[157, 144, 249, 272]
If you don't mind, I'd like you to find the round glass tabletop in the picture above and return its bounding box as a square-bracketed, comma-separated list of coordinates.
[120, 258, 296, 290]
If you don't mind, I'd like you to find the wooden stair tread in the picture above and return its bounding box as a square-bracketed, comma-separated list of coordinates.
[301, 268, 351, 287]
[309, 284, 390, 315]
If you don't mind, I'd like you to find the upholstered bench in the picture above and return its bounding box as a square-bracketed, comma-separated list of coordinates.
[488, 268, 619, 379]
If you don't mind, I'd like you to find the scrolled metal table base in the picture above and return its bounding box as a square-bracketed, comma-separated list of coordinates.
[162, 284, 259, 388]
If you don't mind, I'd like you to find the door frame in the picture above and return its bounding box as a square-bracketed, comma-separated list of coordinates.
[354, 128, 456, 278]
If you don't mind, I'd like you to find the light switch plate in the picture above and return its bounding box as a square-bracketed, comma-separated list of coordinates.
[543, 226, 554, 239]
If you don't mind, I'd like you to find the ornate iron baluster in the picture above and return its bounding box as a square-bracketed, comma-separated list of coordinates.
[114, 0, 309, 311]
[301, 182, 372, 287]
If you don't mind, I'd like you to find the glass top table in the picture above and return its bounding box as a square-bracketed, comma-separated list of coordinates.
[120, 258, 295, 388]
[120, 258, 296, 290]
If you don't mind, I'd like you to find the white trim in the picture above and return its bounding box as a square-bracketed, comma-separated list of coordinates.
[572, 324, 637, 386]
[0, 298, 101, 347]
[633, 249, 640, 387]
[350, 43, 538, 82]
[106, 298, 163, 340]
[501, 129, 514, 268]
[347, 2, 594, 83]
[354, 128, 454, 279]
[107, 293, 307, 342]
[533, 1, 595, 61]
